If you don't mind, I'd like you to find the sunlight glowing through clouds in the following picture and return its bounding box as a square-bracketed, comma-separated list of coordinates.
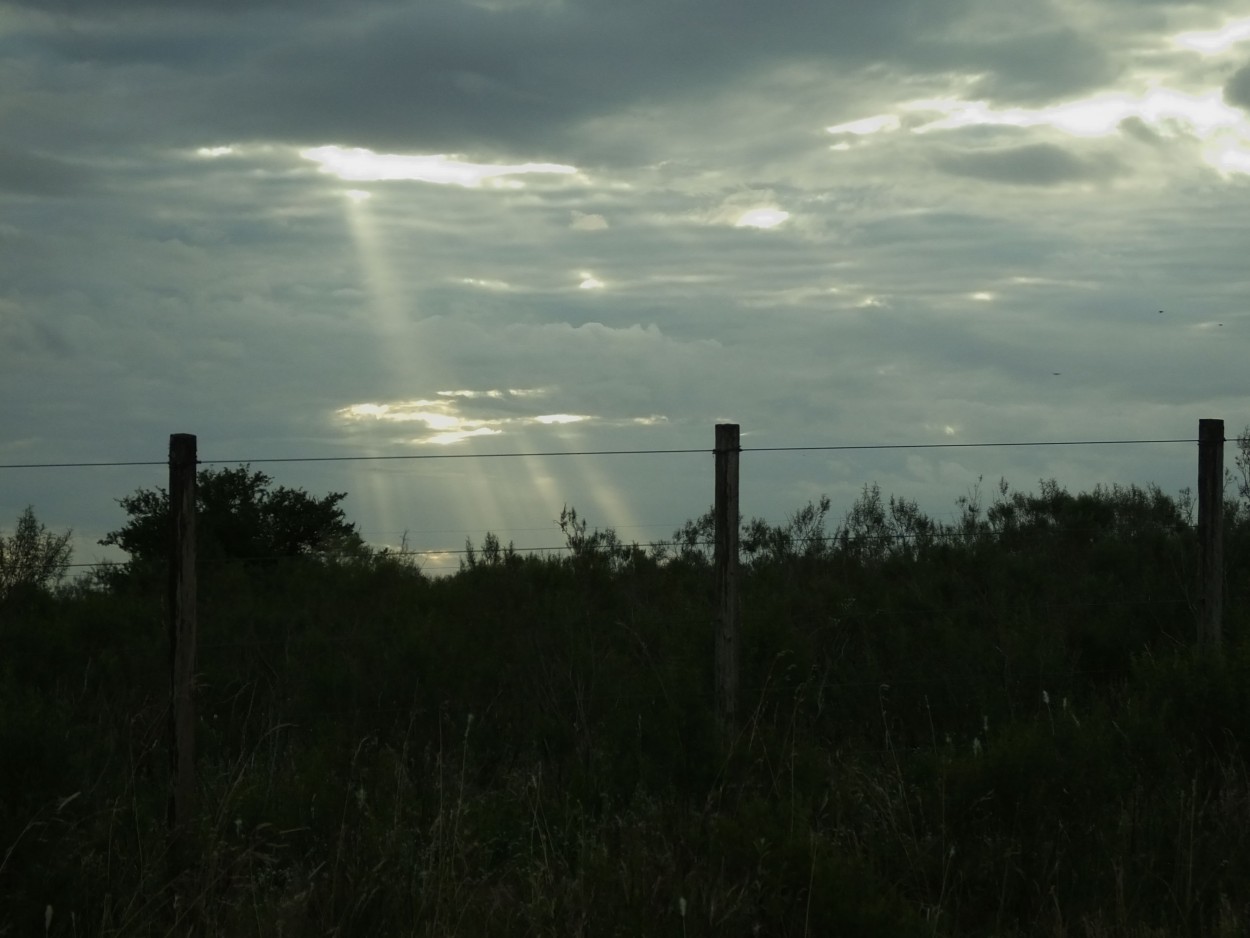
[825, 114, 902, 135]
[905, 90, 1245, 138]
[533, 414, 588, 424]
[734, 208, 790, 229]
[829, 87, 1250, 175]
[435, 388, 544, 399]
[337, 399, 504, 445]
[459, 277, 512, 290]
[571, 211, 609, 231]
[337, 392, 592, 446]
[302, 145, 578, 187]
[1213, 148, 1250, 174]
[1174, 18, 1250, 54]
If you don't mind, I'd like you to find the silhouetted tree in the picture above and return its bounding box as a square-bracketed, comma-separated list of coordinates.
[0, 506, 72, 603]
[101, 466, 364, 569]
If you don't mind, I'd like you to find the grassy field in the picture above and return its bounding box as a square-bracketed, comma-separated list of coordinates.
[3, 478, 1249, 936]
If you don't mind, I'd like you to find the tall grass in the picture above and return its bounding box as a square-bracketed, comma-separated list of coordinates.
[4, 479, 1249, 934]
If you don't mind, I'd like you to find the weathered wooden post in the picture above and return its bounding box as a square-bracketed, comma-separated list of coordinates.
[1197, 418, 1224, 650]
[714, 423, 740, 742]
[168, 434, 198, 846]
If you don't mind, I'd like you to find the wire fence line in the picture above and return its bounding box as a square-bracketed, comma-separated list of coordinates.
[6, 430, 1216, 581]
[0, 435, 1206, 471]
[57, 519, 1203, 572]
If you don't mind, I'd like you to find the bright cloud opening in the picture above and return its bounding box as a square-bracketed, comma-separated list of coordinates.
[735, 208, 790, 229]
[438, 389, 512, 399]
[425, 427, 502, 445]
[826, 114, 901, 136]
[1174, 18, 1250, 54]
[336, 392, 600, 446]
[302, 145, 578, 187]
[831, 87, 1250, 176]
[1212, 147, 1250, 174]
[337, 399, 501, 444]
[578, 273, 605, 289]
[459, 277, 511, 290]
[571, 211, 609, 231]
[533, 414, 588, 424]
[904, 89, 1245, 139]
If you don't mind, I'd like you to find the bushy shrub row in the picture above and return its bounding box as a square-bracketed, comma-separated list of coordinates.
[2, 476, 1248, 935]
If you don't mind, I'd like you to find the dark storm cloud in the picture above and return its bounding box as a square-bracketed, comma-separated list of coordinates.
[0, 299, 72, 356]
[3, 0, 1249, 564]
[932, 143, 1123, 186]
[202, 0, 959, 155]
[3, 0, 974, 159]
[1226, 60, 1250, 111]
[0, 147, 95, 195]
[4, 0, 335, 12]
[4, 0, 1171, 169]
[36, 25, 239, 69]
[955, 28, 1120, 103]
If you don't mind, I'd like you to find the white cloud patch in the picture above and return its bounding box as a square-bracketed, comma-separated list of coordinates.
[904, 89, 1246, 139]
[826, 114, 902, 136]
[533, 413, 588, 424]
[734, 208, 790, 229]
[458, 277, 512, 290]
[1174, 18, 1250, 55]
[337, 390, 596, 446]
[835, 86, 1250, 176]
[571, 211, 609, 230]
[301, 145, 579, 187]
[9, 0, 1250, 569]
[337, 398, 503, 445]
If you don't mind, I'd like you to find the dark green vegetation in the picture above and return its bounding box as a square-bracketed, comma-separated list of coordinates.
[0, 506, 72, 606]
[4, 459, 1250, 937]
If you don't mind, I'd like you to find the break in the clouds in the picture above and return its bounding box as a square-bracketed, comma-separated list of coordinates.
[4, 0, 1250, 573]
[301, 146, 579, 187]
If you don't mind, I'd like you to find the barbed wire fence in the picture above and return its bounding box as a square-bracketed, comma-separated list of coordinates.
[1, 430, 1211, 572]
[0, 419, 1234, 848]
[0, 422, 1226, 594]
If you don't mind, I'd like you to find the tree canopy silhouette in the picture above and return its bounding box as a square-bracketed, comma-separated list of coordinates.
[0, 506, 72, 604]
[101, 466, 364, 567]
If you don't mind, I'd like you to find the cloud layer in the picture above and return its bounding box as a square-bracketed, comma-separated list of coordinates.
[3, 0, 1250, 572]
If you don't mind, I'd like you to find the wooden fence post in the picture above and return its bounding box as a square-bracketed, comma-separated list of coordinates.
[714, 424, 741, 742]
[168, 434, 198, 848]
[1198, 418, 1224, 650]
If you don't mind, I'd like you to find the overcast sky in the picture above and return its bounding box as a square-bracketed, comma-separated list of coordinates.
[3, 0, 1250, 574]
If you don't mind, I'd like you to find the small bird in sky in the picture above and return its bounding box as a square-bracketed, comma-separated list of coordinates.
[1052, 372, 1061, 376]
